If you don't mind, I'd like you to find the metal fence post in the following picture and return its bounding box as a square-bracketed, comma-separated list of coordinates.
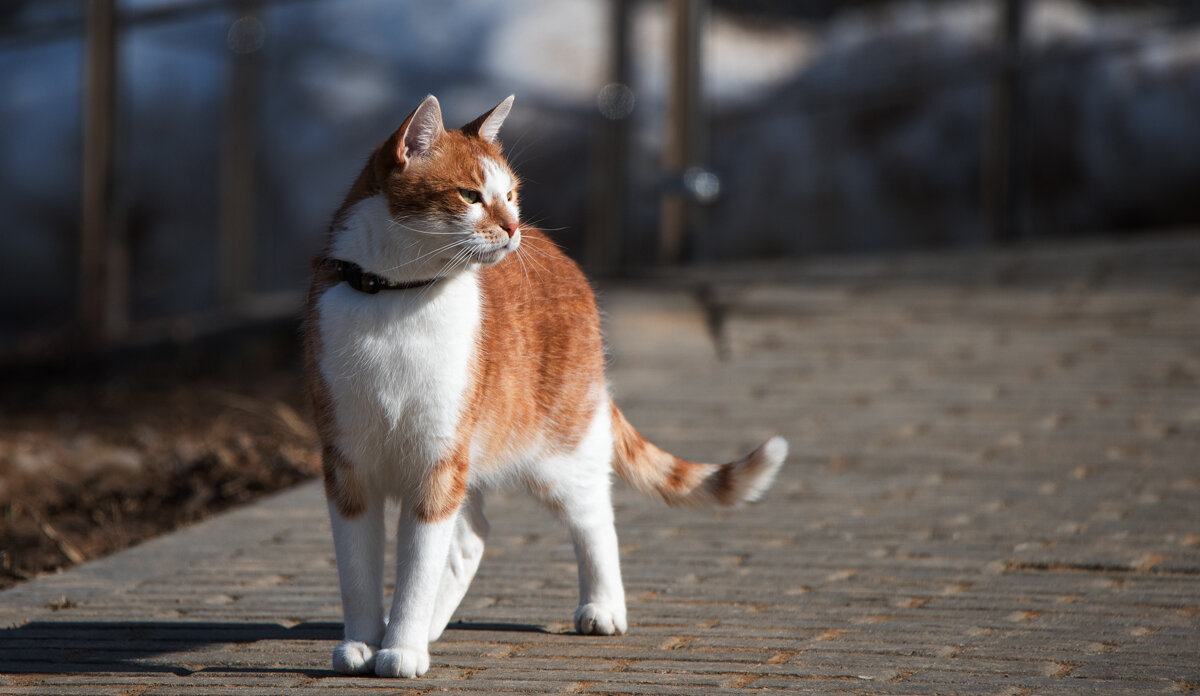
[586, 0, 633, 274]
[983, 0, 1027, 243]
[80, 0, 123, 346]
[659, 0, 707, 265]
[219, 3, 263, 311]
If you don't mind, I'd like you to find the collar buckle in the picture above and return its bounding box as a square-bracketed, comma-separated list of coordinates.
[336, 261, 380, 294]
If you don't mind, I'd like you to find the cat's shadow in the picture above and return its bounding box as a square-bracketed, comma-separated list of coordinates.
[0, 619, 551, 676]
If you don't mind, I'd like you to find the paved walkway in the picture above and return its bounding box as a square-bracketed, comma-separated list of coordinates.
[3, 236, 1199, 694]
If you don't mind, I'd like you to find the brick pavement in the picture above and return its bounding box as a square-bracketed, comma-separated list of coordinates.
[2, 235, 1198, 694]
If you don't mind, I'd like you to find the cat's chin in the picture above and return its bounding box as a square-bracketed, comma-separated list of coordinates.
[474, 248, 511, 266]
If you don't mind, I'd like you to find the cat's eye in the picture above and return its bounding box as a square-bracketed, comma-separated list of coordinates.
[506, 190, 514, 202]
[459, 189, 481, 204]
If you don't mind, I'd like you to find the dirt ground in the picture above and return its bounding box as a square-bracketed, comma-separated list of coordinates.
[0, 325, 319, 590]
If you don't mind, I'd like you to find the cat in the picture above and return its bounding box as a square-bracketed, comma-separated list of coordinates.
[304, 94, 788, 678]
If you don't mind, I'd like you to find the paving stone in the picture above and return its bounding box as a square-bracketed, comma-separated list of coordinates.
[3, 236, 1199, 693]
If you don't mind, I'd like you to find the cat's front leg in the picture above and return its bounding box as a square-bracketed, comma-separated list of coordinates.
[327, 497, 386, 674]
[375, 502, 460, 678]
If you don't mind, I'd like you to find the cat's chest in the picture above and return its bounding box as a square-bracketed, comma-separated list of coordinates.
[316, 274, 481, 466]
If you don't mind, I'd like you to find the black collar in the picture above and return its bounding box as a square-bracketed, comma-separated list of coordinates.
[327, 259, 439, 294]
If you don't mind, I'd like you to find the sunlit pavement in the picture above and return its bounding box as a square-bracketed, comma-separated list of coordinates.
[3, 234, 1198, 694]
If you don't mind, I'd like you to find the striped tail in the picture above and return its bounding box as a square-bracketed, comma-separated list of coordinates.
[609, 402, 788, 507]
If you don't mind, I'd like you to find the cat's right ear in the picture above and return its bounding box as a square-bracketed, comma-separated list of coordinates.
[393, 95, 444, 169]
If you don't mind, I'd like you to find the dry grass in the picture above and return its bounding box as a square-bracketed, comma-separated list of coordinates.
[0, 327, 319, 589]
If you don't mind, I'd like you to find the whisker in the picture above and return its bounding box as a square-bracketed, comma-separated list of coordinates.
[503, 128, 537, 169]
[514, 243, 534, 291]
[517, 243, 553, 279]
[386, 217, 461, 237]
[521, 237, 564, 262]
[417, 246, 473, 300]
[380, 238, 470, 272]
[517, 215, 570, 237]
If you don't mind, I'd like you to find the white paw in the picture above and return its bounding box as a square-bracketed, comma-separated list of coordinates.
[375, 646, 430, 678]
[574, 602, 628, 636]
[331, 640, 376, 675]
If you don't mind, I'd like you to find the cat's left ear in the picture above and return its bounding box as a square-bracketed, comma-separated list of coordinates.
[462, 95, 515, 144]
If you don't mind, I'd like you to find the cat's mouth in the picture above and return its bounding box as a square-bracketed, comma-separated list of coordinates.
[471, 235, 520, 266]
[474, 248, 508, 265]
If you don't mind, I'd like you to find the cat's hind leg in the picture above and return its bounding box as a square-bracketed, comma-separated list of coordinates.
[427, 489, 490, 642]
[327, 495, 386, 674]
[563, 481, 628, 635]
[536, 403, 628, 635]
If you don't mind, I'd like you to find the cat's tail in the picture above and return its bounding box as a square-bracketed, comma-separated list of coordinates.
[609, 402, 787, 507]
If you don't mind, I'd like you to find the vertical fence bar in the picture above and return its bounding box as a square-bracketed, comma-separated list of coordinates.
[219, 3, 262, 311]
[659, 0, 705, 265]
[585, 0, 633, 274]
[80, 0, 119, 346]
[983, 0, 1026, 244]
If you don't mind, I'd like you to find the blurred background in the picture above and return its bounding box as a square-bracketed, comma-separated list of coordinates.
[2, 0, 1200, 585]
[2, 0, 1200, 360]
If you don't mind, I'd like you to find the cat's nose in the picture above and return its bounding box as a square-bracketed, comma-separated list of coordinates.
[500, 221, 519, 238]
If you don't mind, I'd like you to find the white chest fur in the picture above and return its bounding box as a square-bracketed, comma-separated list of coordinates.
[316, 272, 481, 494]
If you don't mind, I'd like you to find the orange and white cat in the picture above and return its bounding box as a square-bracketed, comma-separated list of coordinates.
[304, 94, 787, 678]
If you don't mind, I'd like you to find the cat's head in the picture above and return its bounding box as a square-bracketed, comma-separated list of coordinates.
[335, 95, 522, 280]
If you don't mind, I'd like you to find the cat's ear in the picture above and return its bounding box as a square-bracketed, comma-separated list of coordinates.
[461, 94, 515, 144]
[394, 95, 444, 168]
